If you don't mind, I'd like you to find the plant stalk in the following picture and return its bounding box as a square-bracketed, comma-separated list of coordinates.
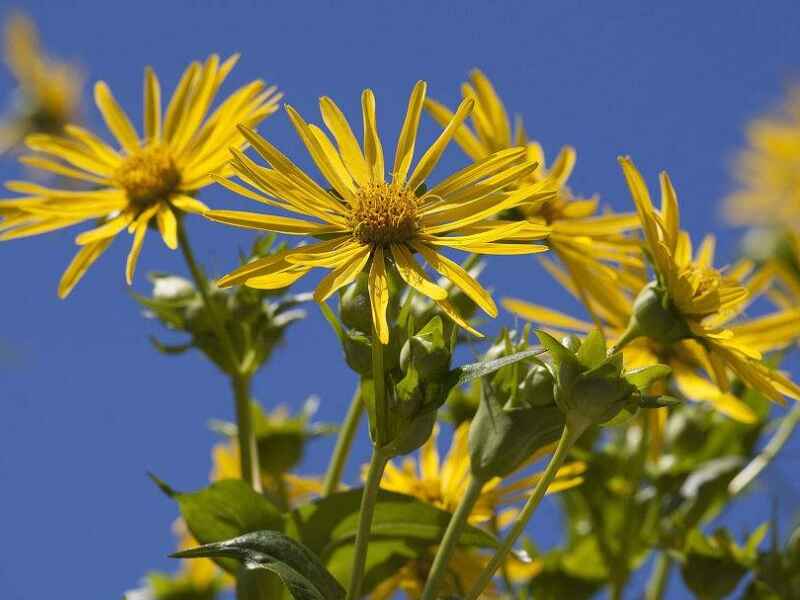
[729, 401, 800, 496]
[177, 219, 261, 492]
[345, 446, 388, 600]
[322, 385, 364, 496]
[420, 475, 486, 600]
[465, 423, 582, 600]
[645, 552, 672, 600]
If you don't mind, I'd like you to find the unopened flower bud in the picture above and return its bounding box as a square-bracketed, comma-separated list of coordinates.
[629, 281, 692, 345]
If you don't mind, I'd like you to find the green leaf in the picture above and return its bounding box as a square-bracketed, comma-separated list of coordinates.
[286, 488, 499, 559]
[151, 475, 284, 574]
[638, 394, 682, 408]
[576, 329, 606, 368]
[448, 347, 544, 388]
[173, 531, 345, 600]
[624, 364, 672, 391]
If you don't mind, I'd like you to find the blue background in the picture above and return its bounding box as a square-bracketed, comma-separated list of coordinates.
[0, 2, 798, 598]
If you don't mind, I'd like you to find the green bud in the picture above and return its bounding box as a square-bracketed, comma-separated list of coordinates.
[629, 281, 692, 344]
[518, 363, 556, 407]
[536, 329, 671, 431]
[399, 316, 452, 382]
[339, 274, 372, 333]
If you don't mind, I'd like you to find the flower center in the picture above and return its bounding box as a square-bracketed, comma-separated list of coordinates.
[114, 145, 180, 206]
[349, 182, 419, 245]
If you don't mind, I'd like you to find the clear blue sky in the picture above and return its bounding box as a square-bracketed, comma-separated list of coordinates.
[1, 2, 799, 599]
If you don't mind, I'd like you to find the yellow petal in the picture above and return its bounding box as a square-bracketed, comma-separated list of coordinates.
[424, 97, 486, 161]
[204, 209, 341, 235]
[407, 97, 474, 191]
[170, 194, 209, 214]
[156, 206, 178, 249]
[19, 155, 108, 185]
[434, 297, 484, 338]
[75, 210, 134, 245]
[392, 80, 427, 185]
[413, 242, 497, 317]
[58, 237, 114, 298]
[502, 298, 593, 331]
[164, 61, 201, 142]
[390, 243, 447, 301]
[313, 245, 372, 302]
[126, 206, 158, 284]
[94, 81, 140, 154]
[368, 246, 390, 344]
[143, 66, 162, 142]
[319, 96, 370, 186]
[426, 147, 526, 200]
[361, 89, 384, 182]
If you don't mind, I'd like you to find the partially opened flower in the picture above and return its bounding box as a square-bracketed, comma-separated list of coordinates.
[369, 423, 582, 598]
[0, 54, 279, 296]
[505, 159, 800, 420]
[206, 81, 554, 343]
[425, 70, 642, 322]
[0, 13, 82, 152]
[616, 157, 799, 405]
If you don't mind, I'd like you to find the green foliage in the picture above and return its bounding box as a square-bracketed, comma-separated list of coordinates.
[173, 531, 345, 600]
[135, 235, 307, 376]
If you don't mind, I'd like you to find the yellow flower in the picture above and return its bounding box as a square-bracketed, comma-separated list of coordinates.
[726, 87, 800, 230]
[507, 158, 800, 420]
[0, 13, 82, 152]
[367, 424, 583, 598]
[425, 69, 642, 323]
[0, 54, 279, 297]
[205, 81, 554, 343]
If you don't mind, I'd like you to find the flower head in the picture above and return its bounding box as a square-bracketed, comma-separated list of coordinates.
[206, 81, 555, 343]
[0, 13, 82, 151]
[0, 54, 279, 296]
[425, 70, 642, 323]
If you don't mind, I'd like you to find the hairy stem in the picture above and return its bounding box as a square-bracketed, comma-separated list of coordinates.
[420, 476, 485, 600]
[322, 385, 364, 496]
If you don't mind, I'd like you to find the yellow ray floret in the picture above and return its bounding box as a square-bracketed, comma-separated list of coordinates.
[207, 81, 555, 343]
[0, 54, 279, 296]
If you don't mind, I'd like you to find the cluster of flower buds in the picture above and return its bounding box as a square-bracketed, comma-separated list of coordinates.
[468, 328, 674, 483]
[136, 236, 308, 376]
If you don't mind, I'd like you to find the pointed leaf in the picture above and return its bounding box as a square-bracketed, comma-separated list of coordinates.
[624, 364, 672, 391]
[576, 329, 607, 368]
[173, 531, 345, 600]
[448, 347, 544, 388]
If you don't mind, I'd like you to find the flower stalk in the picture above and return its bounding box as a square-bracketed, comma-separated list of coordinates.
[465, 421, 586, 600]
[322, 385, 364, 496]
[177, 219, 261, 492]
[420, 475, 485, 600]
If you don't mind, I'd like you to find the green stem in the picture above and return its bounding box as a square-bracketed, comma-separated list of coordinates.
[346, 447, 388, 600]
[729, 402, 800, 496]
[177, 219, 261, 492]
[420, 476, 486, 600]
[232, 373, 261, 493]
[371, 329, 387, 447]
[645, 553, 672, 600]
[465, 423, 584, 600]
[322, 385, 364, 496]
[346, 328, 389, 600]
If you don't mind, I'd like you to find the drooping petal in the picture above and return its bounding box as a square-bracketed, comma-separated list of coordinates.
[413, 242, 497, 317]
[58, 237, 115, 299]
[156, 206, 178, 249]
[390, 243, 447, 301]
[368, 246, 390, 344]
[313, 245, 372, 302]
